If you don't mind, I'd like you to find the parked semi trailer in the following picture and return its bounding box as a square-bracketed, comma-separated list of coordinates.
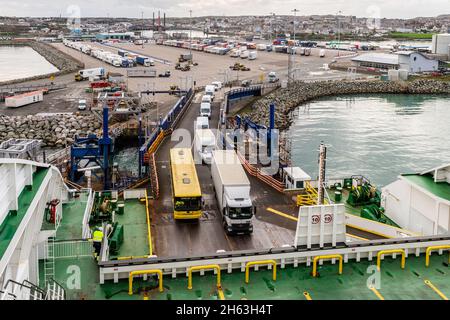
[126, 68, 157, 77]
[211, 150, 255, 235]
[5, 90, 44, 108]
[136, 56, 154, 67]
[75, 68, 106, 81]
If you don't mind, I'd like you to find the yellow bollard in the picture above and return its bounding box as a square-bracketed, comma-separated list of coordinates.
[187, 265, 221, 290]
[245, 260, 277, 284]
[312, 255, 343, 277]
[376, 249, 405, 271]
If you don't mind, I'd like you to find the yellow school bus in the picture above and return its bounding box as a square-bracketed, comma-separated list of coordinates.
[169, 148, 203, 219]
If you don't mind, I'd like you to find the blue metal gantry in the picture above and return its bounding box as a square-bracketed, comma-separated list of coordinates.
[70, 105, 113, 189]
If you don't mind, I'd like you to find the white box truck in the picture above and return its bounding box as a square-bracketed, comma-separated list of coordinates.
[195, 116, 209, 130]
[211, 150, 255, 235]
[195, 129, 216, 164]
[205, 85, 215, 101]
[5, 90, 44, 108]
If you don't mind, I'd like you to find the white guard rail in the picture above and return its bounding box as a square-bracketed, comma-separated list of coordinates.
[81, 189, 94, 239]
[54, 240, 93, 258]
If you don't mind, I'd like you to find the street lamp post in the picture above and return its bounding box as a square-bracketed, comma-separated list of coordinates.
[269, 12, 275, 43]
[291, 9, 299, 43]
[189, 10, 193, 59]
[337, 10, 342, 57]
[141, 11, 145, 48]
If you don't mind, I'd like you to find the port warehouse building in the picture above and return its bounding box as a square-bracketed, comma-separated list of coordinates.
[95, 32, 135, 41]
[351, 51, 443, 73]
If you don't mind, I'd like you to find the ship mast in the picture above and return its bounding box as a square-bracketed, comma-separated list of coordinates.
[317, 143, 327, 205]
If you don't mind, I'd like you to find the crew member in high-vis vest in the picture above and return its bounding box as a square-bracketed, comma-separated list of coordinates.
[92, 227, 104, 258]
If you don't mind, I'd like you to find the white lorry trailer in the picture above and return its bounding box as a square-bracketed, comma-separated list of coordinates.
[195, 129, 216, 164]
[211, 150, 254, 235]
[75, 67, 106, 81]
[127, 68, 157, 77]
[5, 90, 44, 108]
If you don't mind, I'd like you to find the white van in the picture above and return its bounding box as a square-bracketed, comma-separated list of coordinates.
[248, 51, 257, 60]
[78, 99, 87, 110]
[230, 49, 240, 58]
[205, 85, 215, 101]
[195, 129, 216, 164]
[211, 81, 222, 91]
[201, 95, 212, 103]
[200, 102, 212, 119]
[240, 50, 249, 59]
[195, 116, 209, 130]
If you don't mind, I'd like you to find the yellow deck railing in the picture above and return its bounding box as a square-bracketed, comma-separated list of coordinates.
[425, 245, 450, 267]
[187, 265, 221, 290]
[245, 260, 277, 284]
[297, 181, 329, 207]
[312, 254, 343, 277]
[377, 249, 405, 271]
[144, 190, 153, 256]
[128, 270, 163, 295]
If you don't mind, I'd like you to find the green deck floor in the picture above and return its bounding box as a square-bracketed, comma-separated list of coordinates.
[55, 196, 89, 241]
[0, 168, 49, 259]
[111, 199, 149, 259]
[402, 174, 450, 202]
[41, 253, 450, 300]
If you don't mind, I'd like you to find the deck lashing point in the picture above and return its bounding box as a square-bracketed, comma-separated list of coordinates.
[436, 268, 445, 275]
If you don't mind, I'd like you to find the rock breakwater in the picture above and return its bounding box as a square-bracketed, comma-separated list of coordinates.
[0, 114, 101, 147]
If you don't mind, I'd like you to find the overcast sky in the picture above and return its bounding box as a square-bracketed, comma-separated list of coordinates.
[0, 0, 448, 19]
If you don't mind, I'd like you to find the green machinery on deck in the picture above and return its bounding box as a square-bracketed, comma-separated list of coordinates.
[343, 176, 399, 227]
[108, 222, 124, 255]
[90, 192, 114, 224]
[361, 204, 399, 227]
[90, 192, 125, 255]
[346, 176, 381, 207]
